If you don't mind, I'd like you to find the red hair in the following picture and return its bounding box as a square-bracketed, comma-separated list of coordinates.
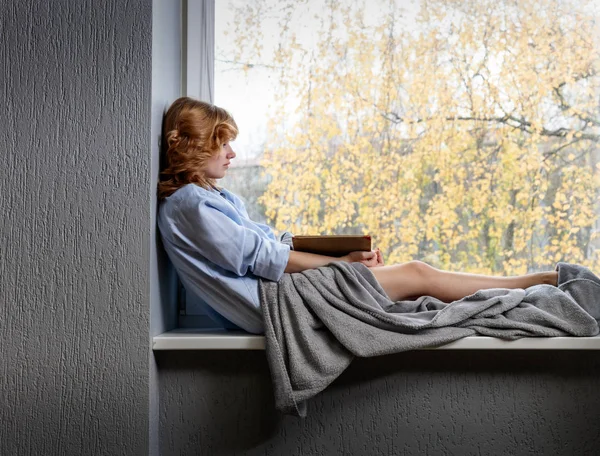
[158, 97, 238, 200]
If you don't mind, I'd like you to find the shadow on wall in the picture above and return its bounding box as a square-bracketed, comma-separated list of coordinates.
[156, 351, 280, 454]
[155, 229, 178, 329]
[156, 350, 600, 455]
[155, 112, 179, 331]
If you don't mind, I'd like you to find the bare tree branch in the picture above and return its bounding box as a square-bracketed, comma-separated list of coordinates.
[553, 81, 600, 127]
[381, 112, 600, 141]
[215, 58, 287, 70]
[542, 138, 585, 162]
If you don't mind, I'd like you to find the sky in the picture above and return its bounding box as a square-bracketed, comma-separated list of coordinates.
[214, 0, 420, 162]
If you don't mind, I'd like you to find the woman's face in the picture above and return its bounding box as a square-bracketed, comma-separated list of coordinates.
[204, 142, 236, 179]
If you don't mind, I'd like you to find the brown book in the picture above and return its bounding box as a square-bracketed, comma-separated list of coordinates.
[292, 235, 372, 257]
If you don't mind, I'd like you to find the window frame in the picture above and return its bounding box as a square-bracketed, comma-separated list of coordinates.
[157, 0, 600, 347]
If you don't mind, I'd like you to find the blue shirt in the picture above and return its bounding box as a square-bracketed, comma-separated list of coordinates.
[157, 183, 291, 334]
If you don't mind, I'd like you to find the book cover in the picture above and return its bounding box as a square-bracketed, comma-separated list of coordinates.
[292, 235, 372, 257]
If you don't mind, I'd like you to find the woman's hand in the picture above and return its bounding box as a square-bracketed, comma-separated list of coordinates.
[343, 248, 384, 268]
[375, 248, 384, 267]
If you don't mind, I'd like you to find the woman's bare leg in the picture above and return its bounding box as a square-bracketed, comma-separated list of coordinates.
[370, 261, 558, 302]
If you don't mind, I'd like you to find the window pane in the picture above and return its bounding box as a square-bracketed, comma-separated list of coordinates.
[215, 0, 600, 274]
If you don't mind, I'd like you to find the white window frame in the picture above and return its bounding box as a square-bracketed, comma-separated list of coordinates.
[182, 0, 214, 102]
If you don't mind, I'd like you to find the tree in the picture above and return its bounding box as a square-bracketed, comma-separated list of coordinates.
[224, 0, 600, 274]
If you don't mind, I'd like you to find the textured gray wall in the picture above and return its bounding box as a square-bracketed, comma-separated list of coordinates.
[158, 350, 600, 455]
[1, 1, 151, 455]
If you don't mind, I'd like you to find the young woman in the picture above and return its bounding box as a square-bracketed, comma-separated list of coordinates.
[157, 97, 558, 334]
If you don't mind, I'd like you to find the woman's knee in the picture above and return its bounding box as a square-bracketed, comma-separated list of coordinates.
[375, 260, 435, 301]
[371, 260, 437, 301]
[403, 260, 436, 280]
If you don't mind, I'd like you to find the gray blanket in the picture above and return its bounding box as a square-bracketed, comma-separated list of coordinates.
[259, 261, 600, 417]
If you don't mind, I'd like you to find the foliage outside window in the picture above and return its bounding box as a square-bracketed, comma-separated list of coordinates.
[216, 0, 600, 275]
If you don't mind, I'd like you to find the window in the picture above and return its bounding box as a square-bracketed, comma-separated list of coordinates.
[215, 0, 600, 277]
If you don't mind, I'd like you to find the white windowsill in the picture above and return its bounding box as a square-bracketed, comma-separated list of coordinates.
[152, 328, 600, 350]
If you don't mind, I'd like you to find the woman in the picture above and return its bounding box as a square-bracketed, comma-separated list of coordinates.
[157, 97, 558, 334]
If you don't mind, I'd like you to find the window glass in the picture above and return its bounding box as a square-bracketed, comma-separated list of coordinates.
[215, 0, 600, 275]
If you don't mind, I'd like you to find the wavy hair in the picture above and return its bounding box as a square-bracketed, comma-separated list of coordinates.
[157, 97, 238, 200]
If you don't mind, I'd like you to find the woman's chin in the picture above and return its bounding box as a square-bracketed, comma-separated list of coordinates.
[206, 171, 227, 179]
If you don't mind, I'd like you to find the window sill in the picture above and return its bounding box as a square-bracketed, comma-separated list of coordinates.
[152, 329, 600, 350]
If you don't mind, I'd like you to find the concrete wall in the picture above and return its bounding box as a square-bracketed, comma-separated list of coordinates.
[157, 350, 600, 456]
[1, 1, 151, 454]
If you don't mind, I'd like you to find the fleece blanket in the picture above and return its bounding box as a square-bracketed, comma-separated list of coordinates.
[259, 261, 600, 417]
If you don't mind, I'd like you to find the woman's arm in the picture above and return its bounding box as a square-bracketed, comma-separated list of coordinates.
[284, 250, 346, 273]
[170, 195, 291, 281]
[284, 249, 381, 274]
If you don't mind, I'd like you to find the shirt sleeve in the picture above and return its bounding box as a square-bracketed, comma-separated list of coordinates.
[173, 197, 290, 282]
[278, 231, 294, 249]
[229, 191, 278, 241]
[228, 192, 251, 218]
